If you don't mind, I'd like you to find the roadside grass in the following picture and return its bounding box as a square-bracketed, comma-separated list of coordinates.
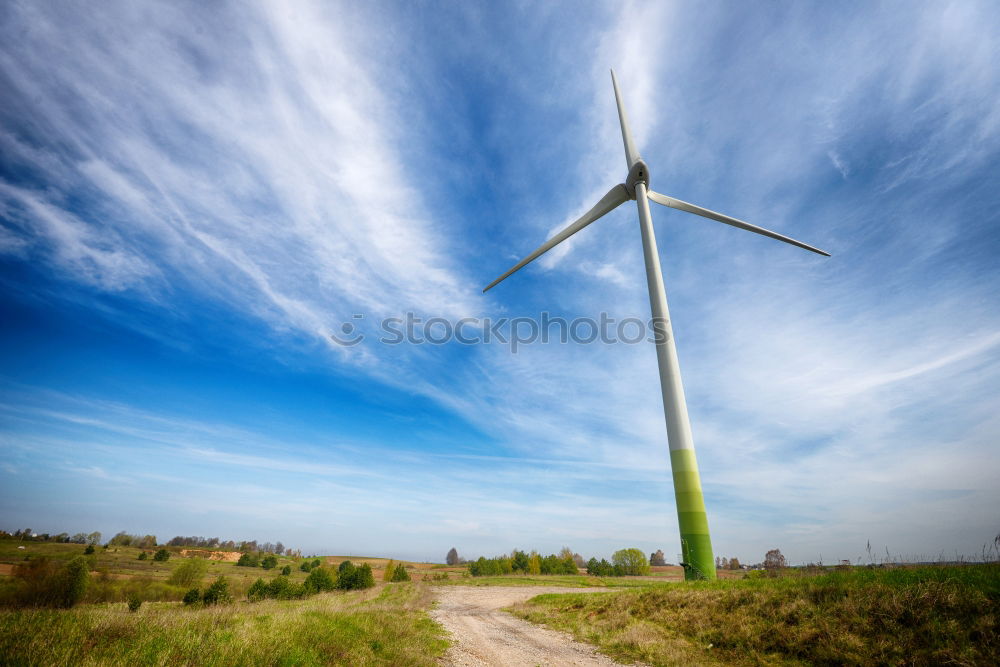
[509, 564, 999, 666]
[0, 582, 448, 666]
[434, 574, 677, 588]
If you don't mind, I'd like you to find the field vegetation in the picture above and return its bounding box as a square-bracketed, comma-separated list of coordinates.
[510, 563, 1000, 665]
[0, 581, 448, 665]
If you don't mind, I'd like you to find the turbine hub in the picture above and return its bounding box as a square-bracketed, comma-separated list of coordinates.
[624, 158, 649, 199]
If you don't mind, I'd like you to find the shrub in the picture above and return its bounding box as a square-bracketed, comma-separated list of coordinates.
[261, 555, 278, 570]
[182, 588, 201, 605]
[84, 545, 95, 555]
[390, 563, 410, 582]
[167, 558, 208, 587]
[383, 559, 396, 582]
[126, 593, 142, 612]
[201, 576, 231, 605]
[299, 561, 312, 572]
[305, 567, 337, 592]
[338, 563, 375, 590]
[312, 559, 321, 569]
[152, 549, 170, 562]
[137, 551, 148, 561]
[236, 553, 259, 567]
[281, 565, 291, 576]
[612, 548, 651, 576]
[338, 560, 354, 575]
[587, 557, 620, 577]
[247, 578, 268, 602]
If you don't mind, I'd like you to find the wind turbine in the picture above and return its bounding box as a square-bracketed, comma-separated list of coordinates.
[483, 70, 829, 581]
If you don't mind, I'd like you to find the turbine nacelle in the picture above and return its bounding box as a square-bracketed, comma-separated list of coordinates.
[624, 158, 649, 200]
[482, 69, 829, 293]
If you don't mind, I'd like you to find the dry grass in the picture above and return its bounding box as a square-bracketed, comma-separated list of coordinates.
[510, 564, 1000, 666]
[0, 582, 447, 666]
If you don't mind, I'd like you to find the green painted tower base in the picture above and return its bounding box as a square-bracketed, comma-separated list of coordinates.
[670, 448, 716, 580]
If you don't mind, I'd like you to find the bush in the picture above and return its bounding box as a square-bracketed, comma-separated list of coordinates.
[84, 545, 95, 555]
[337, 563, 375, 590]
[247, 578, 268, 602]
[201, 576, 231, 605]
[281, 565, 291, 576]
[152, 549, 170, 562]
[338, 560, 354, 575]
[126, 593, 142, 612]
[167, 558, 208, 587]
[390, 563, 410, 582]
[137, 551, 147, 561]
[299, 561, 312, 572]
[383, 559, 396, 582]
[261, 555, 278, 570]
[312, 559, 322, 569]
[305, 567, 337, 592]
[236, 553, 259, 567]
[182, 588, 201, 606]
[587, 557, 621, 577]
[612, 548, 651, 576]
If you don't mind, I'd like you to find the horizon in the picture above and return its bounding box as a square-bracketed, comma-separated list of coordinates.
[2, 1, 999, 567]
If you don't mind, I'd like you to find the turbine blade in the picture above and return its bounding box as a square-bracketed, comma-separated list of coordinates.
[646, 190, 831, 257]
[610, 69, 639, 169]
[483, 184, 630, 292]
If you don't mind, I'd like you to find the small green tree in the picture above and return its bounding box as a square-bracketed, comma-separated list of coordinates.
[612, 548, 650, 576]
[137, 551, 148, 561]
[337, 563, 375, 590]
[261, 555, 278, 570]
[299, 560, 313, 572]
[56, 556, 90, 607]
[202, 576, 232, 605]
[152, 548, 170, 562]
[281, 565, 291, 576]
[237, 553, 259, 567]
[305, 567, 337, 592]
[168, 558, 208, 587]
[127, 593, 142, 612]
[84, 544, 95, 555]
[183, 588, 201, 606]
[247, 578, 268, 602]
[312, 558, 321, 569]
[390, 563, 410, 582]
[383, 559, 396, 582]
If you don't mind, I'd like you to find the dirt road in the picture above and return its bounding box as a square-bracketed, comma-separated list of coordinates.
[431, 586, 626, 666]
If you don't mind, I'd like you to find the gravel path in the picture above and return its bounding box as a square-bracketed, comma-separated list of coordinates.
[430, 586, 626, 667]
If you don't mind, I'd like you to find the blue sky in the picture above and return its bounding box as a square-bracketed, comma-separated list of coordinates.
[1, 0, 998, 565]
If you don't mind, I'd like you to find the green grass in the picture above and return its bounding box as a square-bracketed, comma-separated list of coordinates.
[0, 582, 448, 666]
[509, 564, 1000, 666]
[433, 574, 672, 588]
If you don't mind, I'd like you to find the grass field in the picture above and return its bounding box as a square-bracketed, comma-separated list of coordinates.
[0, 581, 448, 666]
[509, 564, 1000, 666]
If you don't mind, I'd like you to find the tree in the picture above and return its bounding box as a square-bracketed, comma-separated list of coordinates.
[764, 549, 787, 573]
[137, 551, 148, 561]
[183, 588, 201, 606]
[84, 545, 95, 555]
[152, 548, 170, 562]
[87, 531, 101, 546]
[612, 548, 651, 576]
[237, 553, 259, 567]
[247, 578, 268, 602]
[390, 563, 410, 582]
[511, 550, 529, 573]
[305, 567, 337, 592]
[168, 558, 208, 587]
[337, 563, 375, 590]
[383, 559, 396, 582]
[299, 560, 312, 572]
[650, 549, 666, 566]
[56, 556, 89, 608]
[446, 547, 459, 565]
[202, 576, 232, 605]
[729, 557, 741, 570]
[281, 565, 292, 576]
[261, 555, 278, 570]
[527, 551, 541, 575]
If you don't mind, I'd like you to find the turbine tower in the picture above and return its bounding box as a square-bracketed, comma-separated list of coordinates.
[484, 70, 829, 581]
